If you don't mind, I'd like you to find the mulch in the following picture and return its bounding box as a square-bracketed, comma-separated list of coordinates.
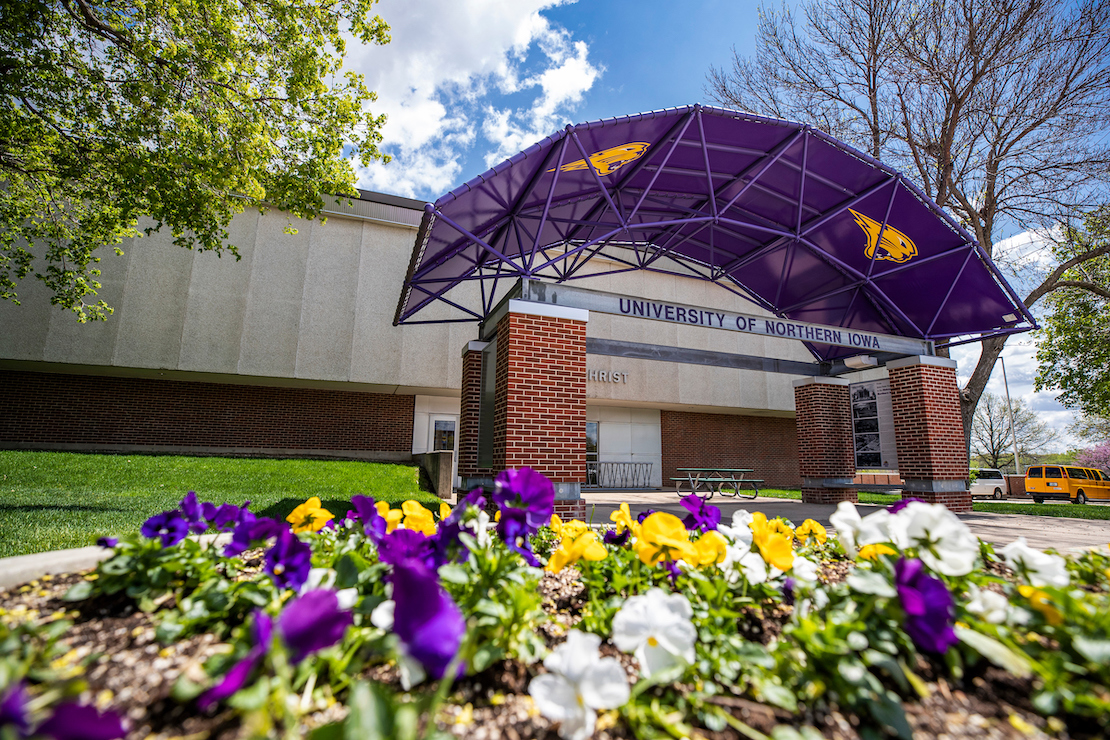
[0, 564, 1075, 739]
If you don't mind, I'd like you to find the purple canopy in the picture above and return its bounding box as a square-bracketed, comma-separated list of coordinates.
[395, 105, 1033, 361]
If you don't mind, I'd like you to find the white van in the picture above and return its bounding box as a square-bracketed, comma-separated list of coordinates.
[970, 469, 1007, 499]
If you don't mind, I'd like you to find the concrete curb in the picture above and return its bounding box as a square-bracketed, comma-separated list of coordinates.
[0, 534, 233, 591]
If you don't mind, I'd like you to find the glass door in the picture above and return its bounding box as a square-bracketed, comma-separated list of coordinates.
[586, 421, 599, 487]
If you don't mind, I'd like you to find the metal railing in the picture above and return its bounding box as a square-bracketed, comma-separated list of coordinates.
[586, 461, 654, 489]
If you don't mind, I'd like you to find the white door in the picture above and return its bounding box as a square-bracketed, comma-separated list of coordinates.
[428, 415, 460, 489]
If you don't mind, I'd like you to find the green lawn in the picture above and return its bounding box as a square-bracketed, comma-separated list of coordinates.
[0, 451, 439, 558]
[758, 488, 1110, 520]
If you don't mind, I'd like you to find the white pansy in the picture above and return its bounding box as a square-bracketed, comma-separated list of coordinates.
[829, 502, 891, 558]
[370, 599, 395, 630]
[611, 588, 697, 677]
[528, 630, 630, 740]
[888, 501, 979, 576]
[791, 555, 819, 583]
[301, 567, 337, 593]
[719, 510, 755, 546]
[999, 537, 1070, 588]
[300, 568, 358, 609]
[720, 540, 769, 585]
[965, 584, 1010, 624]
[464, 509, 493, 549]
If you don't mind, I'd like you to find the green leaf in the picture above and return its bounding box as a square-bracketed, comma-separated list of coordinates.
[847, 571, 897, 597]
[437, 563, 470, 585]
[228, 675, 270, 711]
[1072, 636, 1110, 664]
[955, 628, 1033, 678]
[344, 681, 392, 740]
[866, 692, 912, 740]
[62, 581, 94, 602]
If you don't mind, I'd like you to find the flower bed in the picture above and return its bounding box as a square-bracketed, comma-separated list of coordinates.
[2, 469, 1109, 740]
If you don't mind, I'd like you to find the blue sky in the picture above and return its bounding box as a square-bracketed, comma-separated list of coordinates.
[344, 0, 1081, 453]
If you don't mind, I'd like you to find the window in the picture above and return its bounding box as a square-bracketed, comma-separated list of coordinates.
[1066, 467, 1088, 479]
[1045, 467, 1062, 478]
[1027, 467, 1043, 478]
[586, 422, 599, 486]
[433, 420, 456, 452]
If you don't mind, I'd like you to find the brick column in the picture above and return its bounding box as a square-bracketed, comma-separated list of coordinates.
[494, 301, 588, 520]
[887, 356, 971, 513]
[793, 377, 858, 504]
[458, 341, 492, 493]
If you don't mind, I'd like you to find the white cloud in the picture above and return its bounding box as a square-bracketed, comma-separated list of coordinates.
[344, 0, 600, 199]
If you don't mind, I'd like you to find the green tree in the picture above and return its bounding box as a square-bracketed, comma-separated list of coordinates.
[1035, 209, 1110, 418]
[0, 0, 390, 320]
[707, 0, 1110, 445]
[970, 391, 1059, 470]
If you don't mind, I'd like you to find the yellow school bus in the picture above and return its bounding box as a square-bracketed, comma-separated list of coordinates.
[1025, 465, 1110, 505]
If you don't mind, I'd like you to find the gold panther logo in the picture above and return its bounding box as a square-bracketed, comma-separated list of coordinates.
[549, 142, 650, 176]
[849, 209, 918, 264]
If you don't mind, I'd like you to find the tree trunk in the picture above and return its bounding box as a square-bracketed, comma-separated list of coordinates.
[959, 334, 1009, 452]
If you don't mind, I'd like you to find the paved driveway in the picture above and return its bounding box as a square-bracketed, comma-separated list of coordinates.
[581, 490, 1110, 553]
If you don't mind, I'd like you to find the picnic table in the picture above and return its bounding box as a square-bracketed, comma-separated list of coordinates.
[671, 467, 762, 500]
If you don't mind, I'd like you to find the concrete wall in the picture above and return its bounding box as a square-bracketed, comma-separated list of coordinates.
[0, 199, 475, 398]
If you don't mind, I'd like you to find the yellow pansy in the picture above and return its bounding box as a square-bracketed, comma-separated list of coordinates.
[546, 531, 608, 573]
[559, 519, 590, 545]
[375, 501, 403, 533]
[858, 543, 897, 560]
[796, 519, 827, 545]
[610, 502, 635, 534]
[759, 532, 795, 571]
[635, 511, 696, 566]
[1018, 585, 1064, 626]
[691, 530, 728, 567]
[286, 497, 334, 534]
[767, 519, 795, 539]
[402, 500, 437, 536]
[550, 513, 564, 536]
[439, 502, 452, 520]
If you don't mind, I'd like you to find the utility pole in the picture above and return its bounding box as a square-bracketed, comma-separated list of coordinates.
[1000, 355, 1022, 475]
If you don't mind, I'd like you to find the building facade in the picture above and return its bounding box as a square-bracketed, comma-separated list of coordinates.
[0, 190, 814, 489]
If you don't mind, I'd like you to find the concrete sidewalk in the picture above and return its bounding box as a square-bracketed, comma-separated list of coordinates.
[581, 489, 1110, 553]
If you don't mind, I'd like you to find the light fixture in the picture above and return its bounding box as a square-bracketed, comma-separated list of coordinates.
[843, 355, 878, 369]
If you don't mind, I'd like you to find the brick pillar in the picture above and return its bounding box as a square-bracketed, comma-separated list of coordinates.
[793, 377, 858, 504]
[458, 341, 492, 492]
[888, 356, 971, 513]
[494, 301, 588, 520]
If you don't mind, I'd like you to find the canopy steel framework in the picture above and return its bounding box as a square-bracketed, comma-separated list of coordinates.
[395, 105, 1034, 362]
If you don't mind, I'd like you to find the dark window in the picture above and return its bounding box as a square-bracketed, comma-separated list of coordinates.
[1045, 467, 1062, 478]
[1066, 467, 1089, 479]
[1027, 467, 1043, 478]
[433, 420, 455, 452]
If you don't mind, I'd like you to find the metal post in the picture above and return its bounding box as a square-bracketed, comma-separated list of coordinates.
[1000, 355, 1022, 475]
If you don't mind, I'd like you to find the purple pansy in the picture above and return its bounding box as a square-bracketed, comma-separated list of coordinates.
[782, 576, 796, 606]
[278, 589, 354, 664]
[349, 495, 387, 541]
[603, 528, 631, 546]
[680, 494, 721, 532]
[265, 528, 312, 591]
[223, 514, 281, 558]
[637, 508, 657, 524]
[0, 681, 29, 734]
[141, 510, 189, 548]
[887, 497, 927, 514]
[178, 491, 210, 534]
[894, 557, 958, 654]
[96, 536, 118, 549]
[495, 506, 541, 567]
[207, 502, 246, 531]
[35, 702, 128, 740]
[377, 529, 434, 569]
[391, 559, 466, 679]
[493, 467, 554, 532]
[198, 610, 272, 711]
